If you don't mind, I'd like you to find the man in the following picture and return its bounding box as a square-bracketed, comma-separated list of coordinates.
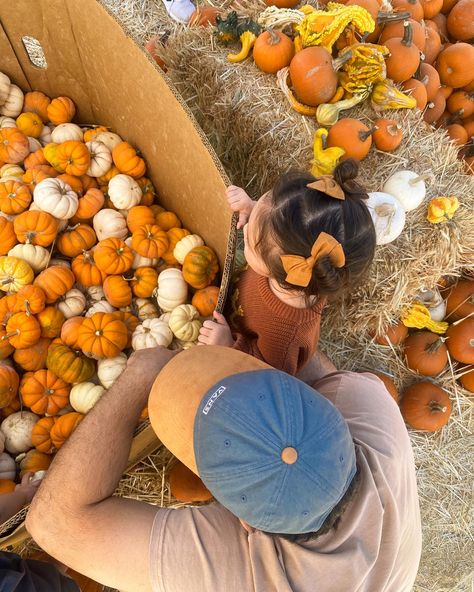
[27, 346, 422, 591]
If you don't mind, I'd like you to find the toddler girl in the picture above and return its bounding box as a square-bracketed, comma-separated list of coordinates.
[198, 159, 376, 375]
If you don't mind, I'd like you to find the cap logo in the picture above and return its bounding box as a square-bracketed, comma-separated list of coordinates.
[202, 385, 226, 415]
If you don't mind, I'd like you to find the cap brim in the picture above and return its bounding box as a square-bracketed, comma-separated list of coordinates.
[148, 345, 270, 474]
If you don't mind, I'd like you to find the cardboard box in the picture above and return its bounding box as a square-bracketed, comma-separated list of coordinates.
[0, 0, 234, 548]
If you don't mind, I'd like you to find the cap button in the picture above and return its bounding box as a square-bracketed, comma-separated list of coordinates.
[281, 447, 298, 465]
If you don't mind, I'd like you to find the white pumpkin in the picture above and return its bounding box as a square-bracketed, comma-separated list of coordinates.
[0, 411, 39, 454]
[132, 318, 173, 350]
[175, 338, 198, 350]
[382, 170, 428, 212]
[124, 237, 158, 269]
[134, 297, 159, 321]
[366, 192, 406, 245]
[51, 123, 83, 143]
[85, 300, 115, 316]
[28, 137, 42, 153]
[0, 116, 16, 129]
[0, 84, 24, 117]
[70, 382, 105, 414]
[85, 285, 105, 304]
[173, 234, 204, 264]
[48, 257, 71, 268]
[0, 73, 11, 106]
[159, 312, 172, 324]
[31, 470, 47, 483]
[33, 177, 79, 220]
[0, 164, 24, 178]
[8, 243, 50, 273]
[39, 125, 52, 146]
[416, 287, 447, 322]
[94, 131, 122, 151]
[86, 140, 112, 177]
[0, 452, 16, 480]
[93, 208, 127, 241]
[0, 429, 4, 454]
[97, 353, 127, 388]
[169, 304, 202, 342]
[58, 289, 86, 318]
[108, 174, 142, 210]
[156, 268, 188, 312]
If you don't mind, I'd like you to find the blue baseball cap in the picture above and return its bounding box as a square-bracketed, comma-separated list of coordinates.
[149, 347, 356, 535]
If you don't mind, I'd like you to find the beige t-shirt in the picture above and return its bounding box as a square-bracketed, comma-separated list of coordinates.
[149, 372, 422, 592]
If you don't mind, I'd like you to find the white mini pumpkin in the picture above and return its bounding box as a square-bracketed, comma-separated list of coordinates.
[132, 318, 173, 350]
[97, 353, 127, 389]
[58, 288, 86, 318]
[8, 243, 50, 273]
[156, 268, 188, 312]
[85, 285, 105, 304]
[70, 382, 105, 414]
[0, 164, 24, 178]
[93, 208, 128, 241]
[94, 131, 123, 151]
[85, 300, 115, 317]
[134, 297, 159, 321]
[124, 237, 158, 269]
[382, 170, 428, 212]
[0, 73, 11, 106]
[0, 84, 24, 118]
[39, 125, 52, 146]
[366, 192, 406, 245]
[0, 429, 4, 454]
[86, 140, 112, 177]
[108, 174, 142, 210]
[51, 123, 83, 143]
[28, 137, 42, 153]
[48, 257, 71, 268]
[159, 312, 172, 324]
[0, 116, 16, 129]
[0, 411, 39, 454]
[0, 451, 16, 480]
[169, 304, 202, 342]
[173, 234, 204, 264]
[416, 287, 447, 322]
[33, 177, 79, 220]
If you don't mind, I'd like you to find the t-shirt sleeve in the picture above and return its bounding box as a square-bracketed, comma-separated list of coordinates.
[313, 371, 411, 458]
[149, 503, 254, 592]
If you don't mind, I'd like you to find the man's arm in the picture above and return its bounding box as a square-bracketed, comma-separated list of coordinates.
[26, 347, 178, 592]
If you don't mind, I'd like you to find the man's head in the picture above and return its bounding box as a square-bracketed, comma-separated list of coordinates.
[149, 346, 356, 535]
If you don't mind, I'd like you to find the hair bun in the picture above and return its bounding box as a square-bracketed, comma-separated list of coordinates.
[333, 159, 359, 186]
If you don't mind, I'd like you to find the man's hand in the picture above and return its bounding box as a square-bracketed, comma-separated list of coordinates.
[126, 346, 179, 393]
[227, 185, 254, 230]
[15, 472, 41, 504]
[198, 312, 235, 347]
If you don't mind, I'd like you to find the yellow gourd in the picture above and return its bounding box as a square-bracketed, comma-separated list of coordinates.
[310, 128, 345, 176]
[427, 196, 460, 224]
[371, 81, 417, 111]
[276, 68, 317, 116]
[338, 43, 389, 95]
[316, 92, 368, 126]
[401, 303, 449, 334]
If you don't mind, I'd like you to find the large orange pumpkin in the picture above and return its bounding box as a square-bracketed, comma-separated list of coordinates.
[459, 367, 474, 392]
[31, 416, 57, 454]
[46, 339, 95, 384]
[50, 412, 84, 449]
[0, 366, 19, 409]
[327, 118, 373, 160]
[400, 381, 451, 431]
[445, 318, 474, 364]
[192, 286, 220, 317]
[112, 142, 146, 178]
[436, 43, 474, 88]
[404, 331, 448, 375]
[13, 210, 58, 247]
[446, 0, 474, 41]
[445, 280, 474, 320]
[13, 337, 51, 372]
[77, 312, 128, 359]
[182, 246, 219, 289]
[0, 180, 32, 215]
[0, 128, 29, 164]
[57, 224, 97, 258]
[20, 369, 70, 416]
[34, 266, 75, 303]
[72, 251, 108, 286]
[384, 22, 421, 82]
[289, 47, 338, 107]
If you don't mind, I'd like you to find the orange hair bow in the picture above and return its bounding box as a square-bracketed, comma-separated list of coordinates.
[307, 176, 345, 200]
[280, 232, 346, 288]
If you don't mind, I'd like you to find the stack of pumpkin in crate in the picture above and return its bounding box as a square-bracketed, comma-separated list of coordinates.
[0, 71, 221, 495]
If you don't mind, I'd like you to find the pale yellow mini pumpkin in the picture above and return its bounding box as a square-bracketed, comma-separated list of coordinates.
[33, 177, 79, 220]
[173, 234, 204, 265]
[0, 116, 16, 129]
[86, 140, 112, 178]
[0, 85, 24, 118]
[93, 209, 128, 241]
[85, 300, 115, 317]
[169, 304, 202, 342]
[131, 318, 173, 350]
[0, 73, 11, 106]
[156, 268, 188, 312]
[94, 131, 123, 151]
[108, 174, 142, 210]
[70, 382, 105, 414]
[134, 298, 159, 321]
[8, 244, 50, 273]
[51, 123, 83, 144]
[0, 256, 34, 293]
[97, 353, 127, 389]
[58, 288, 87, 319]
[0, 164, 24, 178]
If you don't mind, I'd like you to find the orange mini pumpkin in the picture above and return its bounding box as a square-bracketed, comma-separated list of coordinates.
[37, 306, 66, 339]
[19, 449, 52, 478]
[155, 211, 182, 231]
[57, 224, 97, 258]
[0, 218, 18, 255]
[446, 318, 474, 364]
[34, 266, 75, 304]
[103, 275, 133, 308]
[436, 43, 474, 88]
[372, 321, 408, 345]
[0, 295, 19, 325]
[55, 141, 91, 176]
[446, 0, 474, 41]
[401, 79, 428, 110]
[384, 22, 421, 82]
[130, 267, 158, 298]
[46, 339, 95, 384]
[0, 128, 30, 164]
[22, 168, 49, 190]
[163, 227, 191, 265]
[112, 311, 140, 348]
[137, 177, 156, 206]
[56, 173, 83, 195]
[254, 30, 295, 74]
[77, 312, 128, 359]
[127, 205, 155, 233]
[289, 47, 338, 107]
[46, 96, 76, 125]
[71, 251, 108, 287]
[20, 369, 70, 416]
[372, 119, 404, 152]
[0, 479, 16, 494]
[94, 238, 134, 275]
[24, 149, 48, 170]
[459, 367, 474, 392]
[192, 286, 220, 317]
[0, 366, 19, 409]
[83, 126, 108, 142]
[23, 91, 51, 123]
[0, 180, 32, 215]
[60, 316, 83, 349]
[13, 210, 58, 247]
[182, 246, 219, 290]
[400, 381, 451, 431]
[404, 331, 448, 376]
[15, 285, 46, 316]
[131, 225, 169, 259]
[168, 460, 213, 503]
[50, 412, 84, 449]
[16, 112, 44, 138]
[31, 416, 57, 454]
[112, 142, 146, 178]
[13, 337, 51, 372]
[327, 118, 373, 161]
[0, 326, 14, 360]
[445, 280, 474, 321]
[4, 312, 41, 349]
[370, 371, 399, 401]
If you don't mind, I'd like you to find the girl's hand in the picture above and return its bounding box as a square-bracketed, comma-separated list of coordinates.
[226, 186, 254, 229]
[198, 312, 235, 347]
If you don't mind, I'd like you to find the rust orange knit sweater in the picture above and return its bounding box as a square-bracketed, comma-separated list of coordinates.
[228, 267, 326, 375]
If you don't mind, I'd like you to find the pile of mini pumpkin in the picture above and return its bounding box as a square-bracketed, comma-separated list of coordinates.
[370, 275, 473, 433]
[0, 72, 221, 496]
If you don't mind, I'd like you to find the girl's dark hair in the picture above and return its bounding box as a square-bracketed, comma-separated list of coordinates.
[254, 159, 376, 299]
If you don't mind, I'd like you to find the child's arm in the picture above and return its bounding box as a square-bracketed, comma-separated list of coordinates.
[0, 472, 40, 524]
[198, 312, 235, 347]
[227, 186, 254, 229]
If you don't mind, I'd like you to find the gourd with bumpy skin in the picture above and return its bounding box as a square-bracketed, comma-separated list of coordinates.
[416, 288, 446, 321]
[169, 304, 202, 342]
[1, 411, 39, 454]
[70, 382, 105, 414]
[156, 268, 188, 312]
[366, 192, 406, 245]
[132, 318, 173, 350]
[97, 353, 127, 389]
[382, 170, 428, 212]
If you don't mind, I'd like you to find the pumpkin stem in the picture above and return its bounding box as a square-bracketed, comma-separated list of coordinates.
[1, 329, 20, 340]
[266, 27, 281, 46]
[376, 9, 410, 24]
[67, 223, 81, 231]
[0, 278, 14, 285]
[375, 203, 396, 217]
[425, 337, 445, 353]
[401, 21, 413, 47]
[409, 173, 431, 185]
[24, 300, 32, 317]
[333, 50, 353, 71]
[429, 400, 447, 414]
[359, 127, 376, 142]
